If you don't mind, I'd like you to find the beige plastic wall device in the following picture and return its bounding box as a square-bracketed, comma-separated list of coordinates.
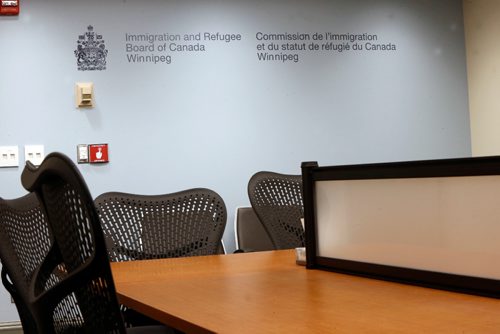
[75, 82, 94, 108]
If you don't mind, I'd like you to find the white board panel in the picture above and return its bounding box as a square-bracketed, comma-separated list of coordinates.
[315, 176, 500, 280]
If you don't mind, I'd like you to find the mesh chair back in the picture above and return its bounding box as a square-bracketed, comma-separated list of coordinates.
[248, 171, 304, 249]
[94, 189, 227, 262]
[17, 152, 126, 333]
[0, 193, 50, 334]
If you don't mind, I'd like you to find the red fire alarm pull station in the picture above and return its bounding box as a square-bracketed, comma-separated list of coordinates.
[88, 144, 109, 163]
[0, 0, 20, 16]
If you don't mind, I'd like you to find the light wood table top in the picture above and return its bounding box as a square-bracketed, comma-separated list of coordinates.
[111, 250, 500, 334]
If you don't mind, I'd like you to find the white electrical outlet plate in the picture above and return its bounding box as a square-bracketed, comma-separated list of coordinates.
[0, 146, 19, 168]
[24, 145, 45, 166]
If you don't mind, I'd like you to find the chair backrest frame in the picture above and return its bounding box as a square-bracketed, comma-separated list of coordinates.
[94, 189, 227, 262]
[16, 152, 126, 333]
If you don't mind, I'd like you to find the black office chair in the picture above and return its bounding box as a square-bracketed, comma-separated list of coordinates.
[234, 206, 274, 252]
[0, 152, 170, 334]
[0, 193, 50, 334]
[94, 189, 227, 262]
[94, 189, 226, 329]
[248, 171, 304, 249]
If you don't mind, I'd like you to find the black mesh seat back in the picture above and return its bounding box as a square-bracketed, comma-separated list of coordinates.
[0, 193, 50, 334]
[95, 189, 227, 261]
[20, 152, 125, 334]
[248, 172, 304, 249]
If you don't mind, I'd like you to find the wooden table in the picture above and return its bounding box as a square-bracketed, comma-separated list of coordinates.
[111, 250, 500, 334]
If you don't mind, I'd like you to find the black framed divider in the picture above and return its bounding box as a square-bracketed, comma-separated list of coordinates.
[301, 156, 500, 298]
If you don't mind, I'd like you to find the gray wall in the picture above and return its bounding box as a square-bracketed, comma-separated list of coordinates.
[0, 0, 470, 322]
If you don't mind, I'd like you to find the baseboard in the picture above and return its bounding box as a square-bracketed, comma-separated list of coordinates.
[0, 321, 22, 334]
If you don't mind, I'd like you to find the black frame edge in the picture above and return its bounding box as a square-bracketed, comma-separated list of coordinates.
[301, 161, 318, 269]
[302, 156, 500, 298]
[316, 257, 500, 298]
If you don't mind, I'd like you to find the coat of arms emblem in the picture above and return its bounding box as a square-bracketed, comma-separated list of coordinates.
[74, 25, 108, 71]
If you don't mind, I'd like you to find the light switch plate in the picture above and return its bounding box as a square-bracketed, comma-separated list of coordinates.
[0, 146, 19, 168]
[24, 145, 45, 166]
[77, 144, 89, 163]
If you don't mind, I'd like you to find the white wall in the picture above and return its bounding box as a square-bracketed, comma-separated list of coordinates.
[0, 0, 470, 322]
[463, 0, 500, 156]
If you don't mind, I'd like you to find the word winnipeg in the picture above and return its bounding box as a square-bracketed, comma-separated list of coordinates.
[126, 54, 172, 64]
